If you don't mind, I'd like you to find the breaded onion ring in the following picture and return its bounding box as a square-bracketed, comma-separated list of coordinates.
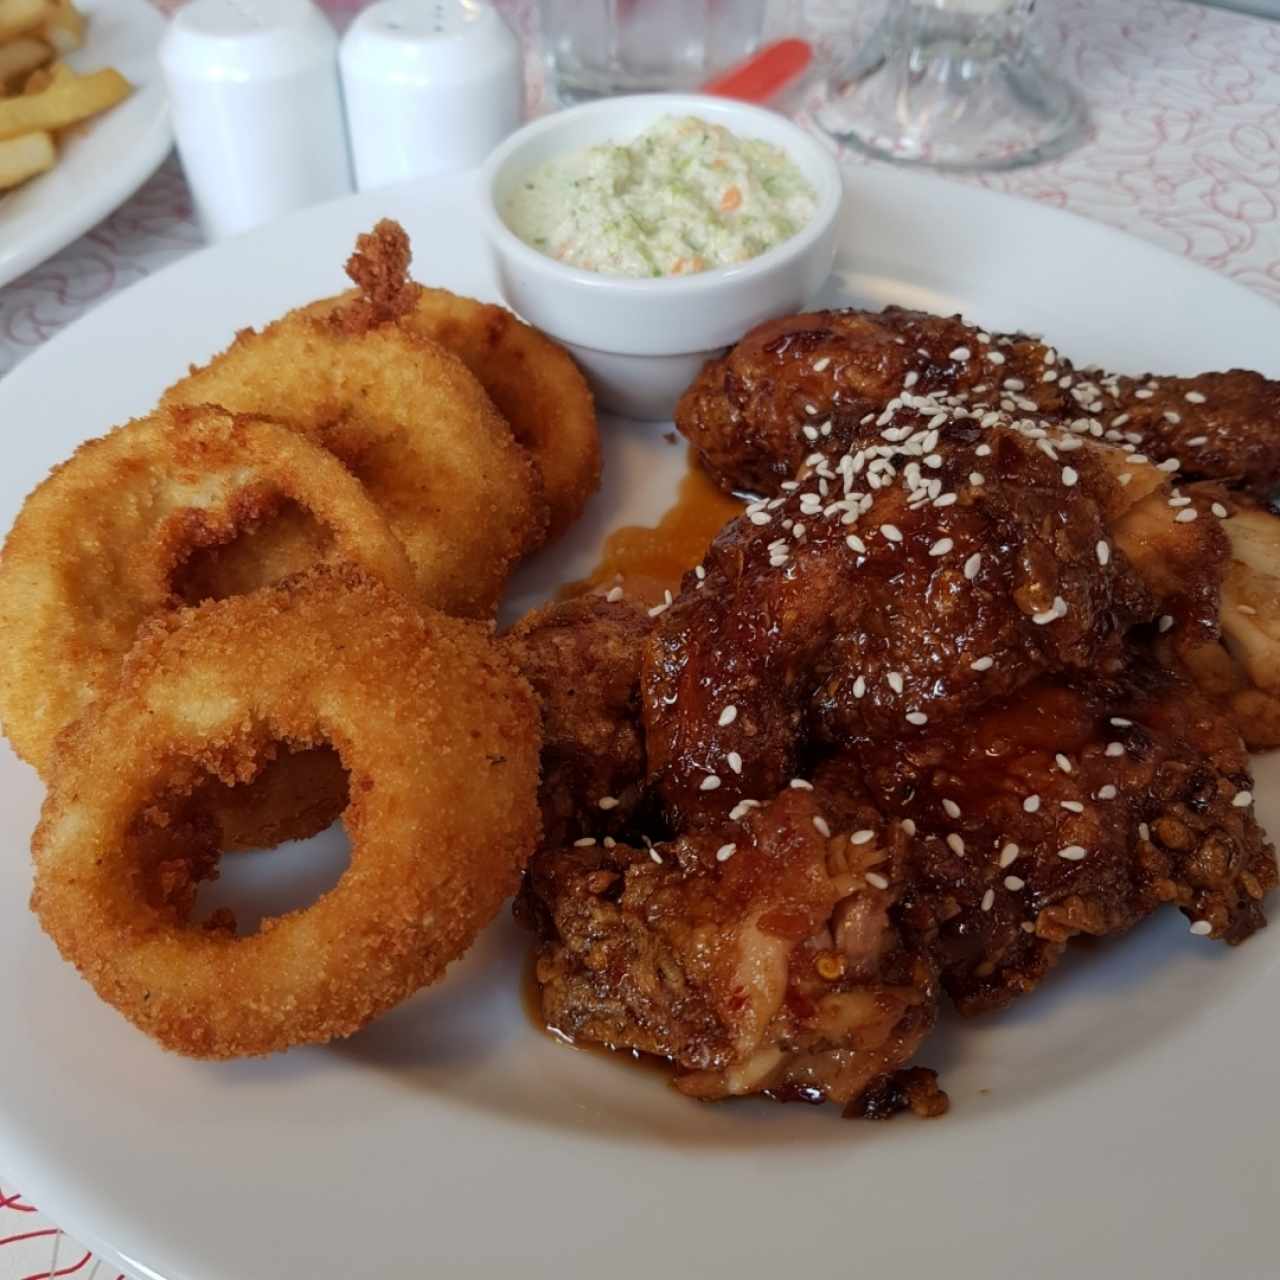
[163, 237, 548, 616]
[0, 404, 417, 775]
[401, 287, 600, 544]
[30, 565, 542, 1058]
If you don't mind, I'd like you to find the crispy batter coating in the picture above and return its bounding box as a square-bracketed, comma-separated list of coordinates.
[503, 595, 652, 848]
[842, 659, 1276, 1014]
[402, 288, 600, 544]
[163, 238, 547, 617]
[677, 306, 1280, 500]
[30, 565, 543, 1058]
[519, 787, 943, 1113]
[643, 409, 1169, 830]
[0, 404, 417, 775]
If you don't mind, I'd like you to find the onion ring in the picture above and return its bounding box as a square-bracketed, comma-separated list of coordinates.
[163, 235, 548, 616]
[30, 564, 543, 1058]
[0, 404, 418, 776]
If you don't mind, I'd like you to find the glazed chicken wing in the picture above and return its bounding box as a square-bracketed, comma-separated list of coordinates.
[519, 786, 946, 1116]
[504, 594, 653, 848]
[643, 393, 1227, 830]
[843, 659, 1276, 1014]
[677, 306, 1280, 501]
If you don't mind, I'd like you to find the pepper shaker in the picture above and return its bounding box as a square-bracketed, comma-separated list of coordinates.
[339, 0, 523, 192]
[160, 0, 353, 242]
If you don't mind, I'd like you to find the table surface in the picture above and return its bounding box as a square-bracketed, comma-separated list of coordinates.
[3, 0, 1280, 1275]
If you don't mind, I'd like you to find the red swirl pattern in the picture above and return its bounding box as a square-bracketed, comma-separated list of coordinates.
[3, 0, 1280, 1275]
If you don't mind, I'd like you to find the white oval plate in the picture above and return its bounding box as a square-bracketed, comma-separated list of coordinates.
[0, 165, 1277, 1280]
[0, 0, 170, 289]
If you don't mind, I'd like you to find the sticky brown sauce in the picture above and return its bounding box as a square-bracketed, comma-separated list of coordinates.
[522, 951, 675, 1080]
[560, 448, 746, 607]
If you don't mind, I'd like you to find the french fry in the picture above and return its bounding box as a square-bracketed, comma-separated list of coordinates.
[0, 66, 130, 140]
[39, 0, 83, 54]
[23, 55, 70, 93]
[0, 34, 50, 86]
[0, 0, 51, 42]
[0, 127, 54, 188]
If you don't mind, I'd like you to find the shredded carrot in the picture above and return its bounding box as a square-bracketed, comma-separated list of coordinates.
[720, 185, 742, 212]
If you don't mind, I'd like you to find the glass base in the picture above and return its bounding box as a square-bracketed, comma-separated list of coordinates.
[815, 4, 1088, 173]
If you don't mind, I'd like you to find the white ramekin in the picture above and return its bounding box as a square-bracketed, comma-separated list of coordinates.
[479, 93, 844, 420]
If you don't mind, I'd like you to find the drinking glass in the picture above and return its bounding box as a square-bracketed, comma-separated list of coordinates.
[815, 0, 1087, 171]
[537, 0, 770, 104]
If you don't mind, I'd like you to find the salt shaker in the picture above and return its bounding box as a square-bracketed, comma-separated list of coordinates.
[339, 0, 522, 192]
[160, 0, 353, 242]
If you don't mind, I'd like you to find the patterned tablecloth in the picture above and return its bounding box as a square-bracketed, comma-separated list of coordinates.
[2, 0, 1279, 1274]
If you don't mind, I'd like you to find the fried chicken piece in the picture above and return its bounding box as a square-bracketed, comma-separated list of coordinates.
[839, 659, 1276, 1015]
[519, 786, 944, 1115]
[677, 307, 1280, 500]
[644, 402, 1168, 831]
[504, 595, 653, 847]
[1160, 491, 1280, 749]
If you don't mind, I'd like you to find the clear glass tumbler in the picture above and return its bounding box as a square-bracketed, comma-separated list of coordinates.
[537, 0, 770, 104]
[815, 0, 1088, 171]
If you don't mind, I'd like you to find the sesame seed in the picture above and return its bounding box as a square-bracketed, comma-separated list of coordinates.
[903, 370, 919, 388]
[1175, 508, 1198, 523]
[846, 534, 867, 554]
[813, 816, 831, 837]
[865, 871, 890, 890]
[604, 837, 616, 848]
[1058, 845, 1087, 861]
[1024, 795, 1041, 813]
[1168, 495, 1192, 509]
[700, 775, 722, 792]
[988, 350, 1006, 365]
[852, 675, 866, 699]
[942, 799, 962, 819]
[1189, 919, 1212, 936]
[1022, 921, 1037, 933]
[981, 889, 996, 912]
[1233, 790, 1253, 808]
[1135, 388, 1154, 400]
[976, 444, 992, 457]
[929, 537, 954, 557]
[971, 655, 994, 672]
[999, 843, 1021, 867]
[1004, 876, 1026, 891]
[1060, 800, 1084, 813]
[1118, 473, 1133, 486]
[1096, 541, 1110, 566]
[805, 403, 817, 415]
[727, 752, 743, 775]
[1062, 466, 1079, 487]
[1112, 413, 1131, 427]
[695, 565, 706, 580]
[969, 471, 985, 486]
[935, 493, 958, 507]
[790, 778, 813, 791]
[812, 357, 831, 373]
[1056, 753, 1073, 773]
[881, 523, 903, 543]
[901, 819, 917, 836]
[1158, 457, 1181, 473]
[573, 837, 597, 847]
[888, 671, 905, 694]
[1212, 502, 1229, 518]
[906, 711, 929, 726]
[964, 553, 982, 580]
[947, 833, 966, 855]
[714, 842, 737, 863]
[647, 602, 668, 618]
[1105, 742, 1125, 757]
[748, 511, 772, 526]
[949, 346, 971, 361]
[1139, 822, 1151, 841]
[1033, 606, 1060, 625]
[802, 425, 819, 442]
[598, 796, 619, 810]
[1185, 390, 1207, 404]
[1096, 785, 1118, 800]
[1239, 605, 1257, 616]
[718, 705, 738, 728]
[1004, 378, 1026, 391]
[1158, 614, 1174, 633]
[650, 848, 663, 864]
[1164, 411, 1182, 425]
[1186, 434, 1208, 447]
[605, 586, 624, 602]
